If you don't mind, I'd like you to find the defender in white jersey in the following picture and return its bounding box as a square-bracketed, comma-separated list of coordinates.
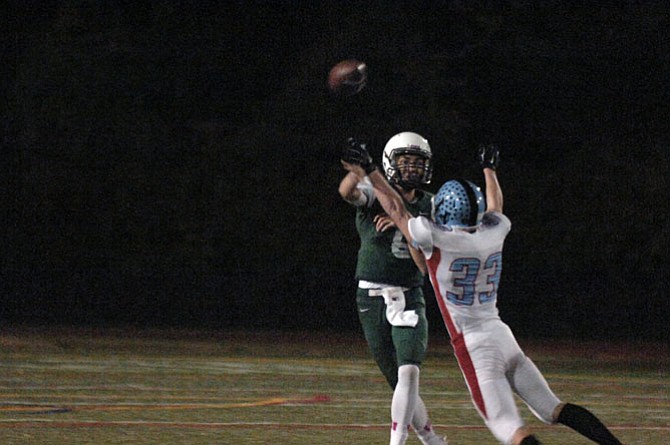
[341, 143, 624, 445]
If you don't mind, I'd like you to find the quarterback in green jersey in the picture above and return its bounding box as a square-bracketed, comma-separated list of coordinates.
[339, 132, 447, 445]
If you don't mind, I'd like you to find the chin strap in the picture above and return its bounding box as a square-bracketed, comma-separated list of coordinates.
[396, 180, 420, 191]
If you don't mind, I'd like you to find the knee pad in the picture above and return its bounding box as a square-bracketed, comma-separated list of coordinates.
[398, 364, 419, 385]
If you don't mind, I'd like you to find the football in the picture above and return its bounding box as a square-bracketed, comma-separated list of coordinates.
[327, 59, 367, 96]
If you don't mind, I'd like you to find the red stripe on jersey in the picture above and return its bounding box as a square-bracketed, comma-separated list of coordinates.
[426, 248, 488, 419]
[426, 248, 457, 339]
[451, 332, 487, 419]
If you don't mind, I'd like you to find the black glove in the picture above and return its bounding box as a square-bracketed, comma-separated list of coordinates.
[478, 144, 500, 170]
[342, 137, 377, 174]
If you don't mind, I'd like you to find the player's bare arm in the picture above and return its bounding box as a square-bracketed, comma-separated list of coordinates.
[341, 139, 427, 274]
[407, 241, 427, 275]
[478, 144, 503, 213]
[341, 141, 413, 243]
[483, 169, 503, 213]
[341, 161, 426, 274]
[339, 162, 396, 232]
[368, 169, 427, 274]
[366, 169, 413, 242]
[367, 169, 427, 274]
[338, 171, 363, 204]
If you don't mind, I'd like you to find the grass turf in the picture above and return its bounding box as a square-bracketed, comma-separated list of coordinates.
[0, 327, 667, 444]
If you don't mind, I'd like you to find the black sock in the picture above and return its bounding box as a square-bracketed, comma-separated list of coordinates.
[557, 403, 622, 445]
[519, 435, 542, 445]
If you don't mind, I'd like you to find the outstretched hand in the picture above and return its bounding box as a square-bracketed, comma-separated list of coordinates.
[478, 144, 500, 170]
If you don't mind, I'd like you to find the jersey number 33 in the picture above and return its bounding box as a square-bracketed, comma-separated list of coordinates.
[446, 252, 502, 306]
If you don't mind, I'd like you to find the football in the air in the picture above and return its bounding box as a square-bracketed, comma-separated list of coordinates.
[327, 59, 367, 96]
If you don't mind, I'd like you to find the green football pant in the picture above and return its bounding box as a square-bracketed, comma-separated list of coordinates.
[356, 286, 429, 389]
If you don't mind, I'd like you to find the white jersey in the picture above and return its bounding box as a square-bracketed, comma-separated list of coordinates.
[410, 212, 563, 444]
[409, 211, 511, 336]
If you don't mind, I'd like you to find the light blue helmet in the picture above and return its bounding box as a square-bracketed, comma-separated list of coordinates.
[431, 179, 485, 227]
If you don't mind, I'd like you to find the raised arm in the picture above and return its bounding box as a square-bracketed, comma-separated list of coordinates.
[340, 138, 414, 241]
[341, 138, 426, 273]
[366, 169, 427, 275]
[338, 171, 364, 204]
[483, 169, 502, 213]
[478, 144, 503, 213]
[367, 170, 413, 241]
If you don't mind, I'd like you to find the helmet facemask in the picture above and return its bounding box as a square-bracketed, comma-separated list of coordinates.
[385, 149, 433, 190]
[382, 132, 433, 191]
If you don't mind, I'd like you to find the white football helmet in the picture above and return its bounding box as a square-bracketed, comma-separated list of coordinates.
[382, 132, 433, 189]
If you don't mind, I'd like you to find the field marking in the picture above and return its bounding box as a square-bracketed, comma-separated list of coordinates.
[0, 394, 331, 414]
[0, 419, 667, 431]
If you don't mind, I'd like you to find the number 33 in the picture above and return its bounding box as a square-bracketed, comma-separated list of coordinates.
[446, 252, 502, 306]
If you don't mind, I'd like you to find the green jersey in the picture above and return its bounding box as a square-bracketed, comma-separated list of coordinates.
[353, 179, 433, 288]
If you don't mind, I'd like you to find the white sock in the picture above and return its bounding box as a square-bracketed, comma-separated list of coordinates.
[390, 426, 409, 445]
[413, 396, 448, 445]
[390, 365, 419, 445]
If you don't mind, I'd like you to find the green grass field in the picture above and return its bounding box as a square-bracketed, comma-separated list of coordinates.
[0, 327, 667, 444]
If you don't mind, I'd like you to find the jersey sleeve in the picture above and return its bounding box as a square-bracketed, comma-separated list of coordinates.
[482, 211, 511, 232]
[354, 176, 375, 207]
[408, 216, 434, 259]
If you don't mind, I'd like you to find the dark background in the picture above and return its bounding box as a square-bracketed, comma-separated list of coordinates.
[2, 1, 668, 340]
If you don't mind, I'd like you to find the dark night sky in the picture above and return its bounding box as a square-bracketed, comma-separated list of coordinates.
[2, 2, 669, 340]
